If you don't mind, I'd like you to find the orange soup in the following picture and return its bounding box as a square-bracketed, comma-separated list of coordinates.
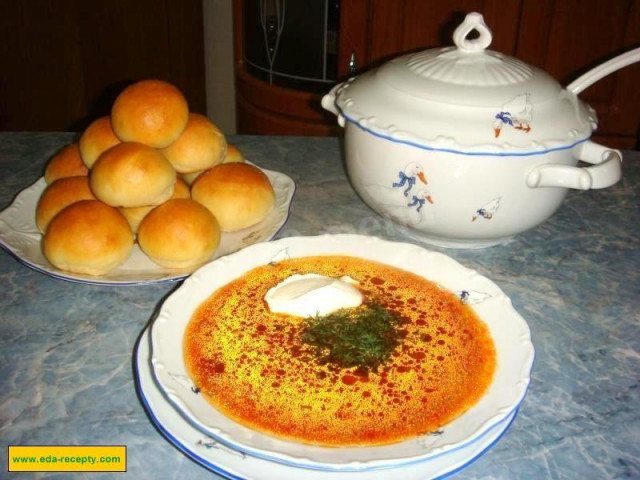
[184, 255, 495, 446]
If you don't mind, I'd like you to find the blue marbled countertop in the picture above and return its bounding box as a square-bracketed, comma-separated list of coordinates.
[0, 133, 638, 479]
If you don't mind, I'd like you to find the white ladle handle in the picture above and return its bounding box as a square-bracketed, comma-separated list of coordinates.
[567, 47, 640, 95]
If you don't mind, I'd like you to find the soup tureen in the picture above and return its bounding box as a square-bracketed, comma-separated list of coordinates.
[322, 12, 627, 248]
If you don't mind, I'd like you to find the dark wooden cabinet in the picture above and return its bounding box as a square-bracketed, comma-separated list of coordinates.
[0, 0, 206, 132]
[233, 0, 342, 136]
[235, 0, 640, 149]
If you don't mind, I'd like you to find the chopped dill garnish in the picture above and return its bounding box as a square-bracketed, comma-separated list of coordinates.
[301, 302, 403, 373]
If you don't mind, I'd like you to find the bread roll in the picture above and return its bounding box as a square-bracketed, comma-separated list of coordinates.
[36, 176, 96, 234]
[137, 199, 220, 269]
[78, 116, 121, 168]
[160, 113, 226, 173]
[222, 143, 245, 164]
[180, 143, 243, 185]
[42, 200, 133, 276]
[181, 170, 204, 186]
[191, 163, 275, 232]
[111, 79, 189, 148]
[44, 144, 89, 184]
[118, 177, 190, 234]
[172, 176, 192, 199]
[90, 142, 176, 208]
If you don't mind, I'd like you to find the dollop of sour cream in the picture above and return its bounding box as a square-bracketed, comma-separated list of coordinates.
[265, 274, 363, 317]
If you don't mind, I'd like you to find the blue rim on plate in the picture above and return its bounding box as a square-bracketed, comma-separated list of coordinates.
[134, 327, 519, 480]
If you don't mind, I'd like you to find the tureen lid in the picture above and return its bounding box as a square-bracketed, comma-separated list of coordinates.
[327, 13, 597, 154]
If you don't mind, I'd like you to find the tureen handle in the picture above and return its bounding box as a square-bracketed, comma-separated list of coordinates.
[453, 13, 492, 54]
[526, 141, 622, 190]
[321, 82, 347, 127]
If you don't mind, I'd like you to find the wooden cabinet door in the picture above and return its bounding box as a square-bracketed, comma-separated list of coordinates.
[516, 0, 640, 149]
[0, 0, 206, 132]
[338, 0, 521, 76]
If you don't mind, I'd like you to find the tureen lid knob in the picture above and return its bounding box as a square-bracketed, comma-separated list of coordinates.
[453, 12, 492, 54]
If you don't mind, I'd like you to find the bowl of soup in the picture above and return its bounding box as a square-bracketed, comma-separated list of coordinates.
[150, 234, 534, 471]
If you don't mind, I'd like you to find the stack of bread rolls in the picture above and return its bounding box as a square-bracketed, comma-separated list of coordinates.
[38, 79, 276, 276]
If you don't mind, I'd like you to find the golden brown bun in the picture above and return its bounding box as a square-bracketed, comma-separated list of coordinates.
[90, 142, 176, 208]
[78, 116, 121, 168]
[111, 79, 189, 148]
[160, 113, 226, 173]
[137, 199, 220, 269]
[36, 176, 96, 234]
[118, 177, 190, 234]
[42, 200, 133, 276]
[179, 142, 243, 185]
[181, 169, 205, 186]
[222, 143, 245, 164]
[44, 144, 89, 184]
[191, 163, 275, 232]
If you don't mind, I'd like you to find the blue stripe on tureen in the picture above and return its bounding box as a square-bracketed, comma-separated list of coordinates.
[342, 112, 591, 158]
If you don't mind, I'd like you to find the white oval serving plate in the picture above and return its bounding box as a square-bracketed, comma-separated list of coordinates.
[150, 234, 534, 471]
[0, 166, 295, 285]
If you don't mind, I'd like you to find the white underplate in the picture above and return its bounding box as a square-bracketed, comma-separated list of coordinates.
[0, 166, 295, 285]
[136, 327, 518, 480]
[150, 234, 534, 471]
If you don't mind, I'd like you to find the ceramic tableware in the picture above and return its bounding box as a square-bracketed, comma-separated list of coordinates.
[136, 327, 519, 479]
[322, 13, 636, 248]
[150, 234, 534, 471]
